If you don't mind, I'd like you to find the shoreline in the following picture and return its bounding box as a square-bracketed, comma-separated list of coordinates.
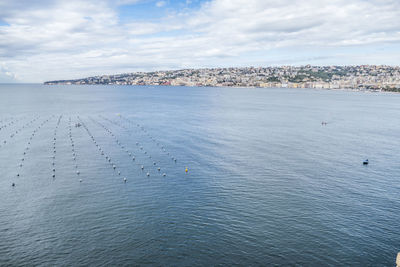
[42, 83, 399, 94]
[43, 65, 400, 93]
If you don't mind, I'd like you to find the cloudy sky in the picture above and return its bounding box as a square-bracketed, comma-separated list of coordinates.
[0, 0, 399, 82]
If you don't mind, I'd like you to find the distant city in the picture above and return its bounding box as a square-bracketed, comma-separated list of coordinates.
[45, 65, 400, 92]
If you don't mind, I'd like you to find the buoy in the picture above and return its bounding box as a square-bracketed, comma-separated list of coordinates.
[185, 167, 188, 173]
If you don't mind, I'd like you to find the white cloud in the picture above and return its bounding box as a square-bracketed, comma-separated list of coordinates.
[0, 0, 399, 82]
[156, 1, 166, 8]
[0, 62, 18, 82]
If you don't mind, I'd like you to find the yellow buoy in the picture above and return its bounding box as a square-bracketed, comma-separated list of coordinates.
[185, 167, 188, 173]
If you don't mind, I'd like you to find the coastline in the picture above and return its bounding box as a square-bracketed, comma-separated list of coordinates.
[42, 83, 399, 94]
[43, 65, 400, 93]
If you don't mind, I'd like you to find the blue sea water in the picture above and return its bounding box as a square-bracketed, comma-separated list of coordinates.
[0, 84, 399, 266]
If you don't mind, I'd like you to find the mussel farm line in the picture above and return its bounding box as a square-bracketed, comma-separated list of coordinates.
[88, 116, 157, 177]
[94, 116, 167, 177]
[99, 115, 181, 173]
[1, 116, 40, 149]
[51, 115, 63, 179]
[117, 115, 180, 166]
[77, 116, 128, 182]
[14, 116, 54, 182]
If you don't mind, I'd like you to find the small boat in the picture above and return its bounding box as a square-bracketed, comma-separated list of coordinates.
[363, 159, 369, 165]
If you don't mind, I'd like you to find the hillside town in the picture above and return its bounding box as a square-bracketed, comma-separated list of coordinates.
[45, 65, 400, 92]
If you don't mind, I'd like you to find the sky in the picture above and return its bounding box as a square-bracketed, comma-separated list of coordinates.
[0, 0, 400, 82]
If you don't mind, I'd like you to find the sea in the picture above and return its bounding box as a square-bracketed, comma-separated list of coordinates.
[0, 84, 399, 266]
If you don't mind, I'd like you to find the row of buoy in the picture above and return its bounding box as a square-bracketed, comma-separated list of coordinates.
[1, 116, 40, 149]
[99, 116, 162, 170]
[14, 116, 54, 185]
[0, 117, 17, 132]
[9, 114, 188, 188]
[118, 115, 180, 166]
[91, 118, 166, 177]
[105, 115, 186, 173]
[1, 118, 17, 142]
[78, 117, 128, 182]
[93, 116, 166, 177]
[68, 117, 82, 182]
[51, 115, 62, 179]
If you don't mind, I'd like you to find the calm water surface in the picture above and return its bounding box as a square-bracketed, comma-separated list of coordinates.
[0, 84, 399, 266]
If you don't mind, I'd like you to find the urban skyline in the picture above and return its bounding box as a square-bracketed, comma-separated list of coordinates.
[45, 65, 400, 92]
